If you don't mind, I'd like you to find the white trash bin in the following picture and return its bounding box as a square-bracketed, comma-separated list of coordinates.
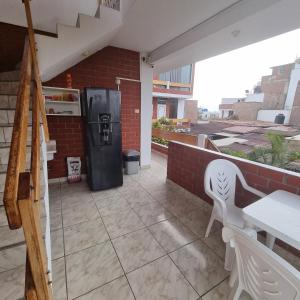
[123, 150, 140, 175]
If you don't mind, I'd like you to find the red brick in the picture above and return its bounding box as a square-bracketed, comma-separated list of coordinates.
[258, 167, 285, 182]
[269, 180, 298, 194]
[45, 46, 140, 179]
[286, 175, 300, 187]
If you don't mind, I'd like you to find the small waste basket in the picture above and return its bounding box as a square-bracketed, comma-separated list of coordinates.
[123, 150, 140, 175]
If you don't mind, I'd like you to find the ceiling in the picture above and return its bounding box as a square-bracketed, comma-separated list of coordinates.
[111, 0, 238, 52]
[1, 0, 300, 73]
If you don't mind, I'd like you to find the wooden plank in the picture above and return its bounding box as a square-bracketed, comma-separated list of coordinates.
[25, 253, 38, 300]
[22, 0, 50, 142]
[18, 172, 53, 300]
[31, 85, 40, 203]
[3, 38, 31, 229]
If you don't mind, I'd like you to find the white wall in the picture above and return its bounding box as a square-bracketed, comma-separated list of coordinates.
[245, 93, 264, 102]
[257, 109, 291, 124]
[221, 98, 240, 104]
[285, 63, 300, 109]
[140, 55, 153, 167]
[177, 99, 185, 119]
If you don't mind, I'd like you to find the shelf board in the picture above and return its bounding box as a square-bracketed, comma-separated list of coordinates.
[42, 86, 80, 93]
[46, 113, 81, 116]
[45, 100, 80, 104]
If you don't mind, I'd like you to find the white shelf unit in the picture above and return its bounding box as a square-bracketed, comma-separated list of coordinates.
[42, 86, 81, 116]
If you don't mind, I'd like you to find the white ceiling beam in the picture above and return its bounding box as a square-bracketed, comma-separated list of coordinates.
[148, 0, 281, 64]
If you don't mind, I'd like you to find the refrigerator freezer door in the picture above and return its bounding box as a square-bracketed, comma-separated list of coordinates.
[82, 88, 123, 191]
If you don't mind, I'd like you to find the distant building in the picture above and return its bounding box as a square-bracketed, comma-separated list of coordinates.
[152, 64, 198, 122]
[219, 98, 242, 119]
[220, 60, 300, 126]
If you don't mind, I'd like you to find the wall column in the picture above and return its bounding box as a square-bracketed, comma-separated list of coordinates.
[140, 55, 153, 167]
[177, 99, 185, 119]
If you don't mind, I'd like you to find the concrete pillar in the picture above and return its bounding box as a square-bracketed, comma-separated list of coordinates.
[140, 55, 153, 167]
[177, 99, 185, 119]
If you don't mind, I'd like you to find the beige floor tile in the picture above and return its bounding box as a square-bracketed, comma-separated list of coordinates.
[92, 189, 121, 201]
[96, 196, 130, 216]
[162, 196, 200, 218]
[170, 240, 228, 296]
[50, 209, 63, 231]
[0, 244, 26, 271]
[77, 276, 135, 300]
[51, 229, 64, 259]
[0, 265, 25, 300]
[62, 202, 100, 227]
[113, 228, 165, 273]
[66, 241, 123, 299]
[178, 208, 215, 238]
[0, 226, 24, 248]
[127, 256, 199, 300]
[52, 257, 67, 300]
[202, 279, 252, 300]
[61, 194, 94, 210]
[64, 219, 109, 255]
[133, 201, 173, 226]
[201, 229, 226, 260]
[149, 218, 198, 253]
[123, 188, 155, 207]
[102, 208, 145, 239]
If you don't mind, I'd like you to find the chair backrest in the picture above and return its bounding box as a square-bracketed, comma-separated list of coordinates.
[223, 226, 300, 300]
[204, 159, 243, 207]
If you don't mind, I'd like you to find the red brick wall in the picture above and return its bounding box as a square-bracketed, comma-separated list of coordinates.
[167, 141, 300, 255]
[151, 142, 168, 155]
[167, 141, 300, 207]
[47, 116, 86, 179]
[45, 46, 141, 178]
[152, 97, 158, 119]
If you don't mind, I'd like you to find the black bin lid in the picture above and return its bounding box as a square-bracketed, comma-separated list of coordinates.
[123, 150, 140, 161]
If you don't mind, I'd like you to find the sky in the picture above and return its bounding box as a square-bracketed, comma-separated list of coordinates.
[193, 28, 300, 112]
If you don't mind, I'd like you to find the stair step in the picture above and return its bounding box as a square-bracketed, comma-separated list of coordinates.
[0, 71, 20, 82]
[0, 125, 32, 144]
[0, 146, 44, 173]
[0, 95, 18, 109]
[0, 95, 32, 110]
[0, 81, 20, 95]
[0, 109, 33, 125]
[0, 168, 45, 193]
[0, 225, 24, 249]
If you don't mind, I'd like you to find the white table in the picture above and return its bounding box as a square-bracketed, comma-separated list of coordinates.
[243, 190, 300, 250]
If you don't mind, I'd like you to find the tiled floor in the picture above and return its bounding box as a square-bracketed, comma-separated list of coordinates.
[1, 152, 299, 300]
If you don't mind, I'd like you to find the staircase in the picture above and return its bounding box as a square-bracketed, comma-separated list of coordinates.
[0, 68, 51, 292]
[36, 2, 122, 81]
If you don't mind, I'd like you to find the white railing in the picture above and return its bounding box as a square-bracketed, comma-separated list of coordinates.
[101, 0, 120, 11]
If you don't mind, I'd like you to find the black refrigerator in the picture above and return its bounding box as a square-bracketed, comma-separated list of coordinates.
[81, 88, 123, 191]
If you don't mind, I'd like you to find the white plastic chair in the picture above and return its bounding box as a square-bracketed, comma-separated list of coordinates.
[222, 225, 300, 300]
[204, 159, 275, 246]
[204, 159, 276, 271]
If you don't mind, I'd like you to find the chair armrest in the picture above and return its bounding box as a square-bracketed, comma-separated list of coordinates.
[242, 184, 266, 198]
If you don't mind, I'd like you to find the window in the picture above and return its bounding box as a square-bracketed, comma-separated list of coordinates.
[159, 64, 192, 84]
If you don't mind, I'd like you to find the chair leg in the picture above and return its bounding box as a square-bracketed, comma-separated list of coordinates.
[224, 242, 235, 271]
[205, 215, 215, 238]
[229, 260, 238, 287]
[266, 233, 276, 249]
[228, 279, 242, 300]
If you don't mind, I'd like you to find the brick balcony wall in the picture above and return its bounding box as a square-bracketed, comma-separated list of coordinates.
[45, 46, 141, 179]
[167, 141, 300, 207]
[167, 141, 300, 255]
